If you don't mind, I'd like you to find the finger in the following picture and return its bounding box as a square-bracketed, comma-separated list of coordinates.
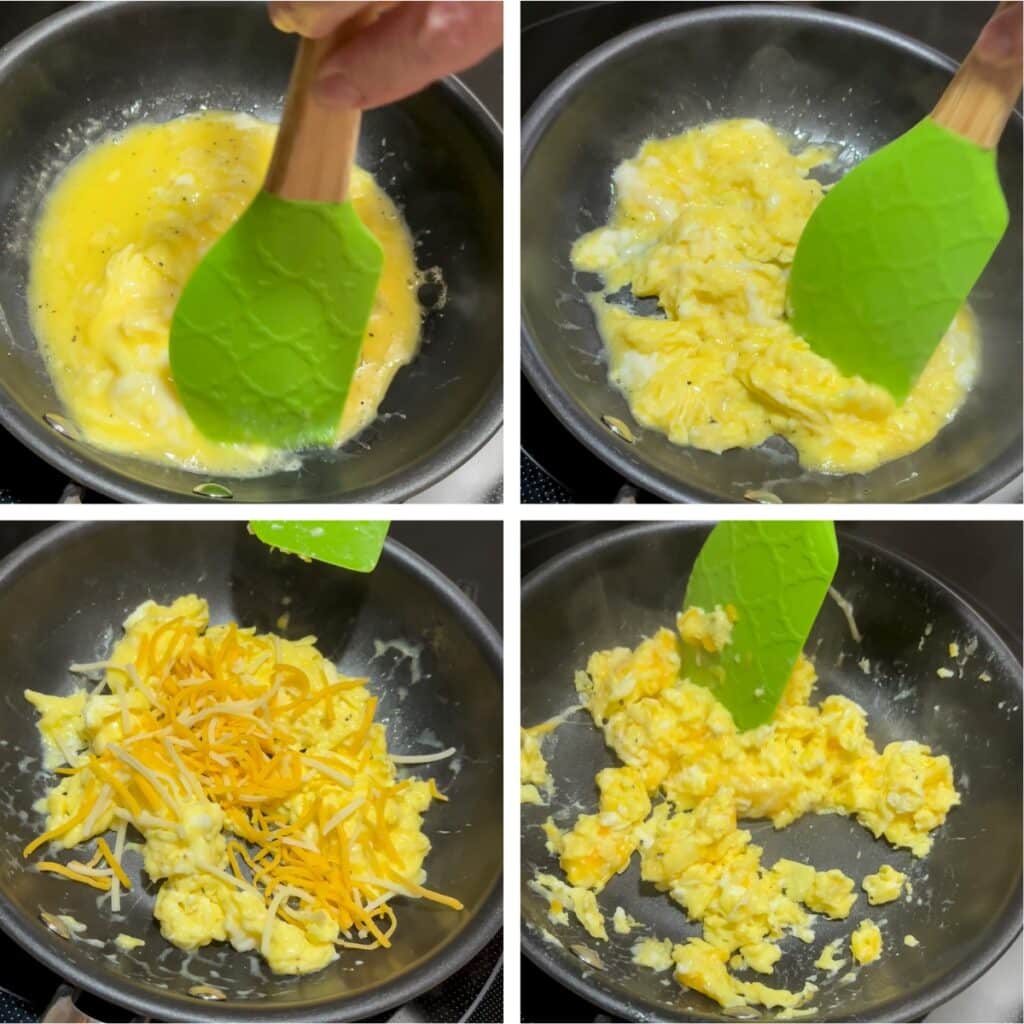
[977, 2, 1023, 66]
[313, 0, 502, 110]
[269, 2, 378, 39]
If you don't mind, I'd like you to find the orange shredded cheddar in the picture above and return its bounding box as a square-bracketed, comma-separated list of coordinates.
[96, 837, 131, 890]
[25, 597, 459, 975]
[37, 861, 112, 891]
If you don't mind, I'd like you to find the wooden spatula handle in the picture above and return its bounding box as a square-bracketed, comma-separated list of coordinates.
[932, 1, 1022, 148]
[265, 10, 377, 202]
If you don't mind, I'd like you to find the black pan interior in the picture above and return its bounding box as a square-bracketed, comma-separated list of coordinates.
[521, 6, 1022, 503]
[521, 522, 1022, 1022]
[0, 522, 502, 1022]
[0, 1, 502, 503]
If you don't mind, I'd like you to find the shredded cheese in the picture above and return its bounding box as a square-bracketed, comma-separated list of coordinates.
[323, 797, 366, 836]
[25, 598, 462, 971]
[390, 747, 457, 765]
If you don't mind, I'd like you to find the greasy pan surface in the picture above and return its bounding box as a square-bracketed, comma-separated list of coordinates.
[521, 522, 1022, 1021]
[0, 522, 502, 1021]
[521, 6, 1022, 503]
[0, 1, 501, 503]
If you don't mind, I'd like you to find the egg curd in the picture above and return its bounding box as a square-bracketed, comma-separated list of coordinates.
[520, 703, 582, 805]
[572, 119, 978, 475]
[29, 111, 421, 477]
[525, 607, 959, 1011]
[24, 596, 459, 975]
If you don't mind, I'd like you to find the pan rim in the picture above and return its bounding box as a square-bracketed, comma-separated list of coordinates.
[0, 0, 503, 505]
[520, 3, 1023, 505]
[0, 520, 503, 1022]
[519, 520, 1023, 1023]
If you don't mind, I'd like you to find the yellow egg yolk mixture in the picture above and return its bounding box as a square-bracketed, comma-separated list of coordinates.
[524, 607, 959, 1011]
[29, 112, 422, 477]
[24, 596, 459, 975]
[572, 119, 978, 475]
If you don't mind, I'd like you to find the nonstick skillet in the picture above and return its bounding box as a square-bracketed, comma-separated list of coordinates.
[0, 521, 502, 1021]
[0, 1, 501, 503]
[521, 522, 1022, 1021]
[521, 6, 1022, 503]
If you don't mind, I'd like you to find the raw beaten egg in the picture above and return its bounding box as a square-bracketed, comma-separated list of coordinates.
[30, 112, 422, 476]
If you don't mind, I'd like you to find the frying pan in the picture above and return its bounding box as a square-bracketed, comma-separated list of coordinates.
[521, 522, 1022, 1022]
[0, 521, 502, 1021]
[521, 6, 1023, 503]
[0, 1, 502, 503]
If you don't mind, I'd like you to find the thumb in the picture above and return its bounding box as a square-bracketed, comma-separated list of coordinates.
[313, 1, 502, 110]
[976, 2, 1023, 67]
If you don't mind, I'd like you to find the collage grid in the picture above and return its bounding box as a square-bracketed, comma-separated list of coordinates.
[0, 3, 1018, 1024]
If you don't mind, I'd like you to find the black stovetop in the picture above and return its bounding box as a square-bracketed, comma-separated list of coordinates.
[519, 519, 1022, 1022]
[519, 1, 1006, 504]
[0, 521, 502, 1023]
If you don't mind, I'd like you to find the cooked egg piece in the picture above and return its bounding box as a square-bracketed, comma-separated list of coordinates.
[612, 906, 641, 934]
[520, 728, 550, 805]
[814, 938, 846, 972]
[529, 872, 608, 941]
[862, 864, 907, 905]
[633, 936, 674, 971]
[851, 920, 883, 965]
[30, 112, 422, 477]
[572, 119, 977, 476]
[520, 704, 583, 804]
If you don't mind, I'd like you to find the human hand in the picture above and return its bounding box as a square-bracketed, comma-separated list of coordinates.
[268, 1, 502, 110]
[976, 1, 1022, 67]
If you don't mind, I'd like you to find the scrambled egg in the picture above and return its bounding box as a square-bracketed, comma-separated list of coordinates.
[862, 864, 907, 905]
[528, 607, 959, 1010]
[529, 873, 607, 941]
[30, 112, 422, 476]
[813, 938, 845, 973]
[572, 119, 978, 475]
[519, 704, 581, 805]
[520, 727, 551, 806]
[25, 596, 459, 975]
[633, 936, 674, 972]
[612, 906, 641, 934]
[850, 920, 882, 965]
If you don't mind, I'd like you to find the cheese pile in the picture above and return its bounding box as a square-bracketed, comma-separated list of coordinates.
[25, 596, 459, 975]
[572, 119, 978, 475]
[526, 608, 959, 1010]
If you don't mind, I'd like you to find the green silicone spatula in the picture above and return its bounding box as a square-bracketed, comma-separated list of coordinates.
[788, 2, 1022, 402]
[250, 520, 390, 572]
[169, 14, 383, 448]
[680, 521, 838, 731]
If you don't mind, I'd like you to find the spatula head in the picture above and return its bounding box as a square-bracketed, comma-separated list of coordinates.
[681, 521, 838, 731]
[170, 190, 383, 448]
[249, 520, 389, 572]
[788, 117, 1008, 402]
